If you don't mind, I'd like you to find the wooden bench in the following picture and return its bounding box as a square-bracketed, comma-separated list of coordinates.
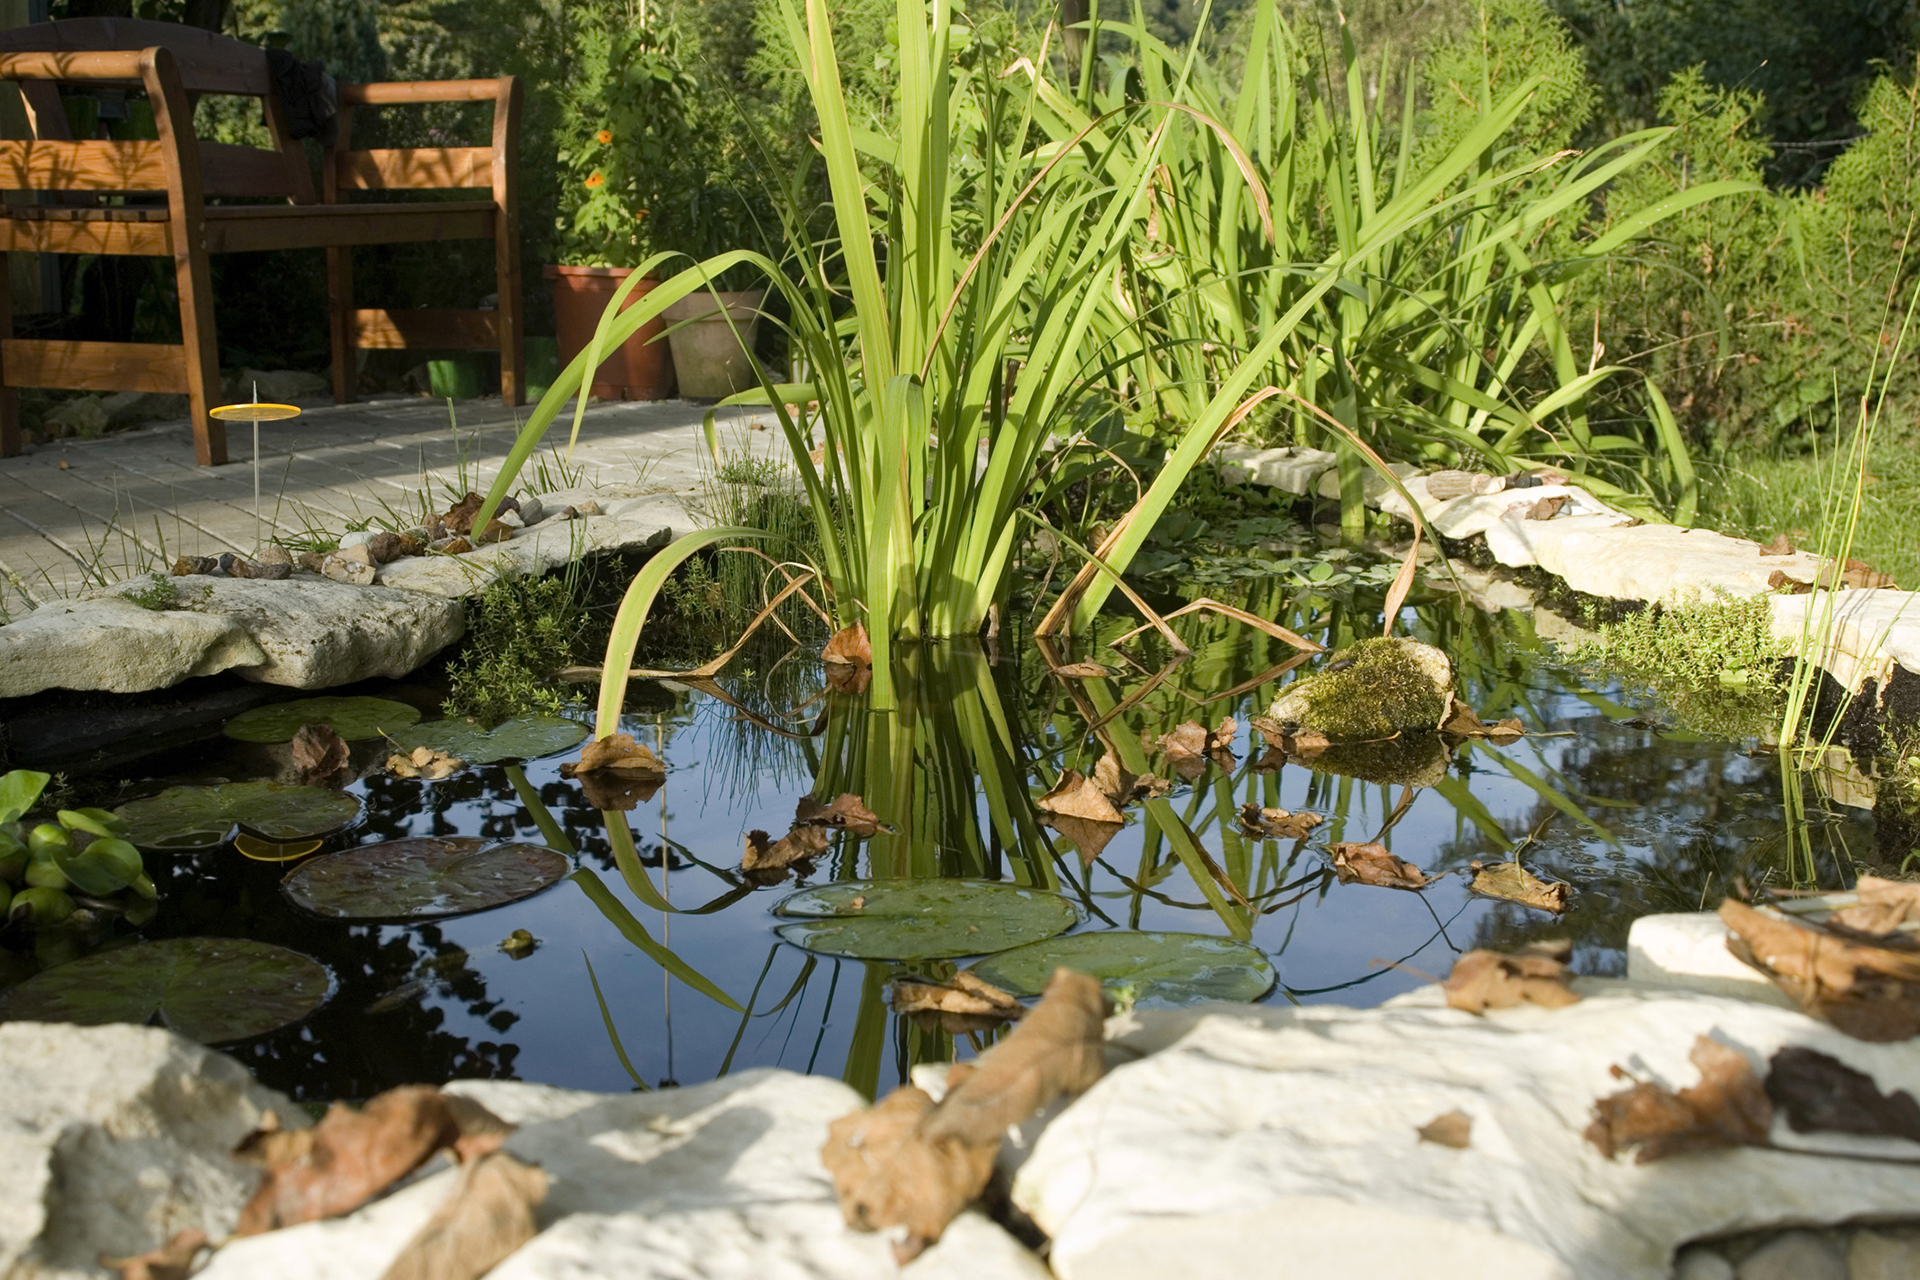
[0, 18, 523, 465]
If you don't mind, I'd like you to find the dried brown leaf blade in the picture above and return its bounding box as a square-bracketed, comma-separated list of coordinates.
[1329, 841, 1427, 890]
[1585, 1035, 1771, 1163]
[1470, 860, 1571, 913]
[377, 1151, 547, 1280]
[1442, 942, 1580, 1013]
[1049, 662, 1113, 678]
[891, 972, 1025, 1022]
[1827, 875, 1920, 939]
[1721, 899, 1920, 1041]
[1765, 1046, 1920, 1143]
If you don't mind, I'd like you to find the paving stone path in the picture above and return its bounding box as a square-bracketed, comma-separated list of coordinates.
[0, 395, 777, 621]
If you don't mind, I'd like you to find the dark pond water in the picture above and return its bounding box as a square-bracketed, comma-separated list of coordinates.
[6, 582, 1891, 1102]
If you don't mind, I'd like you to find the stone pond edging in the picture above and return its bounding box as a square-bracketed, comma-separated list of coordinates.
[1217, 444, 1920, 728]
[5, 923, 1916, 1280]
[0, 489, 687, 702]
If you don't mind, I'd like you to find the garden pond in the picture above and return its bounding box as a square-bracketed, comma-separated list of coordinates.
[0, 579, 1892, 1103]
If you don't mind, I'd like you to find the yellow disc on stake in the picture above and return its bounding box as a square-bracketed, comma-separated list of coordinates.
[209, 402, 303, 422]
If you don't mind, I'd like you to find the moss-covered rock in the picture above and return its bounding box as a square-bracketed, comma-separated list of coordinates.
[1266, 637, 1453, 740]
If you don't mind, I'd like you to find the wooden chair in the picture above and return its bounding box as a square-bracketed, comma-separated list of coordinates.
[0, 18, 523, 465]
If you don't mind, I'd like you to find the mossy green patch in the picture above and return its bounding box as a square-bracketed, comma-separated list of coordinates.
[1266, 637, 1453, 740]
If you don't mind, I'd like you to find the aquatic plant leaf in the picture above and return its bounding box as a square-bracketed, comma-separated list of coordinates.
[1469, 860, 1570, 912]
[1827, 876, 1920, 938]
[387, 746, 464, 780]
[773, 879, 1078, 960]
[966, 930, 1276, 1007]
[1720, 900, 1920, 1041]
[235, 1086, 512, 1236]
[1036, 770, 1125, 824]
[0, 937, 330, 1043]
[1585, 1035, 1771, 1163]
[1240, 804, 1323, 841]
[823, 970, 1103, 1263]
[224, 697, 422, 743]
[115, 782, 362, 849]
[389, 715, 589, 765]
[1443, 942, 1581, 1013]
[1765, 1046, 1920, 1142]
[891, 971, 1024, 1021]
[1417, 1111, 1472, 1149]
[570, 868, 744, 1011]
[378, 1151, 547, 1280]
[290, 724, 350, 786]
[283, 838, 570, 920]
[0, 769, 50, 825]
[1329, 841, 1428, 890]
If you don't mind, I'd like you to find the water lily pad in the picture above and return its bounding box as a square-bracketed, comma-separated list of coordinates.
[773, 879, 1079, 960]
[115, 783, 362, 849]
[282, 837, 571, 920]
[224, 696, 421, 743]
[388, 715, 589, 765]
[0, 937, 332, 1043]
[967, 930, 1276, 1007]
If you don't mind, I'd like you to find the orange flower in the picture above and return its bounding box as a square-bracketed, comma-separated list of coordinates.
[584, 171, 605, 188]
[634, 208, 649, 221]
[596, 129, 613, 144]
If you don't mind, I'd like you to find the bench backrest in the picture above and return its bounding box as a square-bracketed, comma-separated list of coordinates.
[0, 18, 313, 202]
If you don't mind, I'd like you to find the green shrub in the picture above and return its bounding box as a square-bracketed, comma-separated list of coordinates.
[443, 572, 586, 725]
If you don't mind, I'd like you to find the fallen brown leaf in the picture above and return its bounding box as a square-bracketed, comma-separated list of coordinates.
[1089, 752, 1136, 807]
[234, 1088, 512, 1235]
[563, 733, 666, 777]
[1757, 533, 1794, 557]
[1443, 941, 1580, 1013]
[822, 969, 1105, 1263]
[1766, 1046, 1920, 1143]
[1827, 876, 1920, 940]
[387, 745, 464, 781]
[291, 723, 350, 787]
[1470, 860, 1571, 913]
[892, 971, 1025, 1022]
[1771, 558, 1899, 592]
[102, 1229, 207, 1280]
[1043, 813, 1125, 867]
[1525, 494, 1568, 520]
[1768, 569, 1815, 594]
[1247, 714, 1290, 744]
[1239, 803, 1323, 841]
[1720, 899, 1920, 1041]
[377, 1151, 547, 1280]
[1153, 716, 1236, 779]
[1417, 1110, 1472, 1149]
[1329, 841, 1427, 890]
[794, 792, 886, 835]
[1036, 770, 1126, 824]
[823, 623, 872, 667]
[441, 492, 485, 535]
[741, 824, 831, 877]
[1586, 1035, 1771, 1163]
[1049, 662, 1113, 678]
[1440, 698, 1526, 741]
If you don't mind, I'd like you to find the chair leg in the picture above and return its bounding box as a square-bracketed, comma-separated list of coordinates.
[495, 217, 524, 408]
[176, 250, 225, 467]
[0, 250, 16, 459]
[328, 245, 355, 405]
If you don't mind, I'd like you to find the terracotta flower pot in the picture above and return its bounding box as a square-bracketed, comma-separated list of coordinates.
[543, 265, 675, 401]
[660, 289, 767, 400]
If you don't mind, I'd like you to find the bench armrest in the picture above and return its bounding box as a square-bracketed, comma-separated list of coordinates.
[325, 76, 520, 201]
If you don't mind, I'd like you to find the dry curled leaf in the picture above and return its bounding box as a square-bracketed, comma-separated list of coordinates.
[1153, 717, 1236, 778]
[822, 623, 872, 668]
[377, 1151, 547, 1280]
[1440, 698, 1526, 741]
[1042, 813, 1126, 868]
[1417, 1111, 1472, 1149]
[741, 824, 831, 877]
[1089, 752, 1136, 806]
[103, 1229, 208, 1280]
[291, 723, 350, 787]
[795, 792, 886, 836]
[1036, 770, 1126, 824]
[235, 1087, 512, 1235]
[1757, 533, 1794, 557]
[1765, 1046, 1920, 1143]
[1720, 899, 1920, 1042]
[1826, 876, 1920, 941]
[1525, 494, 1568, 520]
[1470, 860, 1571, 913]
[891, 971, 1025, 1022]
[1585, 1035, 1771, 1163]
[1329, 841, 1427, 890]
[1442, 941, 1580, 1013]
[440, 492, 485, 535]
[562, 733, 665, 778]
[1049, 662, 1113, 678]
[822, 969, 1104, 1263]
[387, 745, 464, 781]
[1770, 558, 1898, 593]
[1239, 803, 1323, 841]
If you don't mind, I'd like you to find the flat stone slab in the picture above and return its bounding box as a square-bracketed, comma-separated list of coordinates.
[0, 593, 266, 698]
[1014, 982, 1920, 1280]
[1769, 588, 1920, 694]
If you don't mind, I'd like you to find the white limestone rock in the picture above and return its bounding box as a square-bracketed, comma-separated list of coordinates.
[1427, 484, 1628, 540]
[1314, 459, 1421, 503]
[1769, 589, 1920, 694]
[1215, 445, 1338, 494]
[200, 1069, 1049, 1280]
[0, 1023, 296, 1279]
[1484, 519, 1828, 605]
[0, 592, 265, 698]
[1012, 983, 1920, 1280]
[193, 576, 464, 688]
[1625, 913, 1796, 1009]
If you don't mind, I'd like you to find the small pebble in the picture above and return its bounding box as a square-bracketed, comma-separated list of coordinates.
[255, 544, 293, 567]
[364, 531, 407, 564]
[497, 509, 526, 530]
[1737, 1231, 1845, 1280]
[517, 495, 545, 526]
[574, 498, 602, 517]
[476, 519, 515, 544]
[1848, 1231, 1920, 1280]
[338, 529, 376, 550]
[319, 554, 375, 586]
[1673, 1246, 1735, 1280]
[214, 552, 238, 575]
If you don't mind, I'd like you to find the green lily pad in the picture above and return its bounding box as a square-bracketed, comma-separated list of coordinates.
[282, 837, 571, 920]
[388, 715, 589, 765]
[966, 931, 1276, 1008]
[114, 783, 363, 850]
[773, 879, 1079, 960]
[224, 696, 421, 743]
[0, 937, 332, 1043]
